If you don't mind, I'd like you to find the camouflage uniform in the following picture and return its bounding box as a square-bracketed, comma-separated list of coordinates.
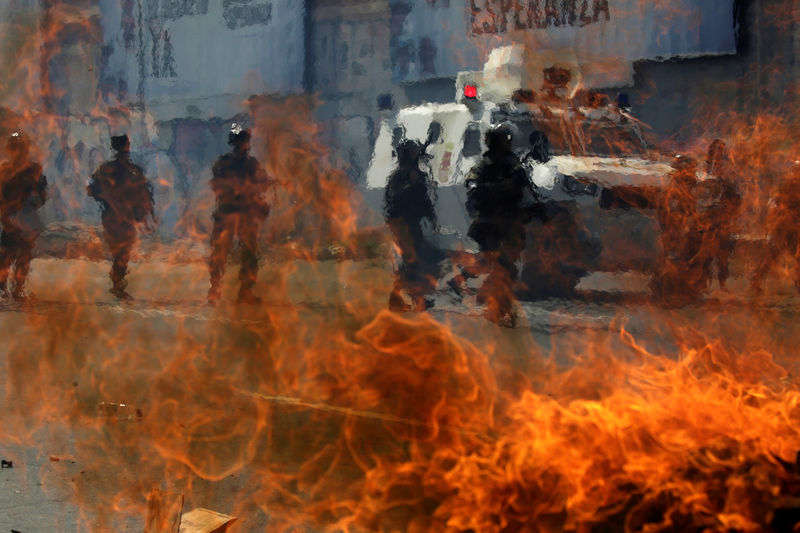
[696, 140, 742, 290]
[208, 127, 271, 304]
[651, 157, 705, 304]
[752, 174, 800, 292]
[0, 134, 47, 299]
[88, 135, 154, 300]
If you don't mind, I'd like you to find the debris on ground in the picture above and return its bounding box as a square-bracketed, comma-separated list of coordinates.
[179, 508, 237, 533]
[97, 402, 144, 421]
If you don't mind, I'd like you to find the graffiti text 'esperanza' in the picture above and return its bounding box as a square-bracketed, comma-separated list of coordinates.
[470, 0, 611, 35]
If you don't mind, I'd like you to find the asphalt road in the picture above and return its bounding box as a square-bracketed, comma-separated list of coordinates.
[1, 258, 799, 531]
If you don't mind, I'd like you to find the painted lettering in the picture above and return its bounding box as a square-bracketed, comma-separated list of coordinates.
[529, 0, 545, 29]
[512, 1, 528, 31]
[593, 0, 610, 22]
[470, 0, 610, 35]
[544, 0, 562, 27]
[579, 0, 592, 26]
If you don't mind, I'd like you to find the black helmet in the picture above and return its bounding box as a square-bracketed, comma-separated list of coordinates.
[228, 123, 251, 147]
[396, 139, 424, 165]
[6, 131, 29, 153]
[110, 134, 130, 153]
[485, 124, 513, 153]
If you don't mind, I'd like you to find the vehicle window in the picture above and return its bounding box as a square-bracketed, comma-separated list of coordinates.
[462, 124, 481, 157]
[427, 121, 442, 144]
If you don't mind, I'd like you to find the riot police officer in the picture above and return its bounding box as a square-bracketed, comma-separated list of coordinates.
[466, 124, 540, 326]
[384, 138, 440, 311]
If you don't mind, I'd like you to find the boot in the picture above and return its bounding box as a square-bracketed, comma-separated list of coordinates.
[207, 284, 221, 306]
[11, 287, 33, 302]
[236, 286, 262, 304]
[110, 287, 133, 302]
[110, 279, 133, 302]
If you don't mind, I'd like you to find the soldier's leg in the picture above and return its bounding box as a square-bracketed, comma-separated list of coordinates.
[751, 239, 780, 292]
[208, 213, 234, 302]
[716, 233, 735, 289]
[105, 218, 137, 299]
[407, 225, 439, 309]
[387, 219, 416, 310]
[491, 235, 524, 324]
[470, 221, 501, 307]
[0, 228, 17, 294]
[11, 235, 35, 299]
[237, 218, 260, 303]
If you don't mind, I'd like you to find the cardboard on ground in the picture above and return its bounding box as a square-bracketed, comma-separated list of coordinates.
[179, 508, 237, 533]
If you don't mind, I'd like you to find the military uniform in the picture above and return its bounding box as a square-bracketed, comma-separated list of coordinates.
[208, 128, 271, 304]
[466, 126, 540, 325]
[651, 159, 706, 304]
[88, 136, 154, 300]
[0, 137, 47, 299]
[695, 146, 742, 290]
[752, 175, 800, 292]
[383, 140, 440, 310]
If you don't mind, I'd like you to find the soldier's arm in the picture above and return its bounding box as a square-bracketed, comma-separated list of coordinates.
[464, 168, 483, 219]
[34, 165, 47, 208]
[87, 165, 106, 200]
[253, 162, 277, 208]
[210, 160, 227, 196]
[251, 160, 274, 190]
[600, 184, 658, 210]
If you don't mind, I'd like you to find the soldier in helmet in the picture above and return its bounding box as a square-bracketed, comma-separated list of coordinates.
[383, 137, 440, 311]
[696, 139, 742, 292]
[207, 124, 272, 305]
[651, 154, 705, 304]
[0, 132, 47, 300]
[751, 166, 800, 293]
[465, 124, 541, 326]
[87, 134, 155, 301]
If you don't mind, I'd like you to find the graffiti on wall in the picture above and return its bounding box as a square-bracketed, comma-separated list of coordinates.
[149, 28, 177, 78]
[222, 0, 272, 30]
[152, 0, 209, 20]
[470, 0, 611, 35]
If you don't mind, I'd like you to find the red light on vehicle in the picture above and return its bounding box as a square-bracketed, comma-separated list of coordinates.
[464, 85, 478, 99]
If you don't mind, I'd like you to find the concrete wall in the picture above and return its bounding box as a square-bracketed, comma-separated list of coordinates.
[305, 0, 394, 184]
[99, 0, 305, 120]
[11, 0, 307, 241]
[624, 0, 799, 144]
[389, 0, 737, 86]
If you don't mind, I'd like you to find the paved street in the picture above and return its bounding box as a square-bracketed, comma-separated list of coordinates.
[1, 258, 799, 531]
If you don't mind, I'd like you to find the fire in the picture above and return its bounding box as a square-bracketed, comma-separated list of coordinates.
[1, 1, 800, 532]
[6, 294, 800, 530]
